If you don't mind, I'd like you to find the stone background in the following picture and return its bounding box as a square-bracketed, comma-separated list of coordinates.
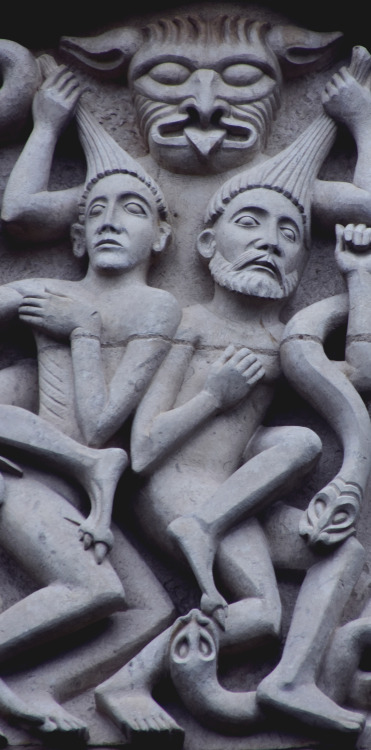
[0, 2, 370, 749]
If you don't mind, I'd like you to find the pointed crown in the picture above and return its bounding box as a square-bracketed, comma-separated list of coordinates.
[204, 113, 336, 242]
[76, 105, 169, 222]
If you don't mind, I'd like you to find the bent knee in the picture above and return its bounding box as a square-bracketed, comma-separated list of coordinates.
[281, 426, 322, 468]
[80, 566, 126, 614]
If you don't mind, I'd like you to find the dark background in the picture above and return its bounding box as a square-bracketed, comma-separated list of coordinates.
[1, 1, 368, 50]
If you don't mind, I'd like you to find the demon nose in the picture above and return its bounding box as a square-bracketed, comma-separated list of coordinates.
[179, 70, 229, 129]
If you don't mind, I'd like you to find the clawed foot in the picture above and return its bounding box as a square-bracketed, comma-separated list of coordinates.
[257, 673, 365, 734]
[168, 515, 227, 625]
[96, 689, 183, 747]
[78, 517, 114, 564]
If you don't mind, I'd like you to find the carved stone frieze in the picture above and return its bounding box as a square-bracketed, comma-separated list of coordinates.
[0, 4, 370, 750]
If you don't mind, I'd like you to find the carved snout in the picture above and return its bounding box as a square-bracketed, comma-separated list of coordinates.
[0, 40, 41, 143]
[300, 479, 361, 547]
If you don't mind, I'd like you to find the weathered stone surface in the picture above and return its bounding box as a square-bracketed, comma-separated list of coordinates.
[0, 4, 371, 749]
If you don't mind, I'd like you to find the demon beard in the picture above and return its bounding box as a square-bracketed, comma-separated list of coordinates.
[209, 249, 299, 299]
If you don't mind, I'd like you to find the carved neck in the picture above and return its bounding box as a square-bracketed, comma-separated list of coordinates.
[83, 263, 148, 292]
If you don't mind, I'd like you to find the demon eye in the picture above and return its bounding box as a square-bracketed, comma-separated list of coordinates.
[149, 62, 191, 85]
[222, 63, 264, 86]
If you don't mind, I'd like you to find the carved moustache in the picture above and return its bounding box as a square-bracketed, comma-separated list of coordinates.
[230, 248, 283, 286]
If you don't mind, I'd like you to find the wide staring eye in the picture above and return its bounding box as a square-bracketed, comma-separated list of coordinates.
[149, 62, 190, 85]
[125, 202, 146, 215]
[235, 215, 259, 227]
[280, 226, 296, 242]
[222, 63, 263, 86]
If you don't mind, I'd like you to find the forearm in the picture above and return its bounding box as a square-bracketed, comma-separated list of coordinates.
[2, 125, 57, 220]
[345, 269, 371, 388]
[70, 330, 109, 446]
[131, 389, 219, 474]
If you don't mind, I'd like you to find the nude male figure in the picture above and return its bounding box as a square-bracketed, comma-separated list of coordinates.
[0, 111, 181, 736]
[94, 107, 370, 741]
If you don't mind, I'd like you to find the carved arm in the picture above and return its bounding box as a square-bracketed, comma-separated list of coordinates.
[1, 62, 82, 242]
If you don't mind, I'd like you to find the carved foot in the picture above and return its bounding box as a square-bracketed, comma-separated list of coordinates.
[257, 674, 365, 734]
[0, 678, 45, 728]
[96, 689, 184, 748]
[168, 515, 227, 622]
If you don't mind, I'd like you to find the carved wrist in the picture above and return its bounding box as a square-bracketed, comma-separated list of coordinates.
[71, 327, 100, 342]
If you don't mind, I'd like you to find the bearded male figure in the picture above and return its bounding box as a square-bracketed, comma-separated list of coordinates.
[94, 108, 371, 744]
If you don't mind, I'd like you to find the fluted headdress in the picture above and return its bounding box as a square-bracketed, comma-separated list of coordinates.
[205, 113, 336, 242]
[76, 105, 169, 221]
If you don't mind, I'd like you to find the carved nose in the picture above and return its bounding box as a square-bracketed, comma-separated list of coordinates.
[255, 238, 282, 256]
[180, 70, 229, 129]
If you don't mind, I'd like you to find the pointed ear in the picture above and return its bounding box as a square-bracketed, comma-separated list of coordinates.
[60, 27, 143, 79]
[197, 229, 216, 260]
[152, 222, 172, 255]
[267, 25, 343, 78]
[71, 223, 86, 258]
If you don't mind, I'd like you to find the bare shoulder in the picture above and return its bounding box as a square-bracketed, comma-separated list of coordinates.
[138, 286, 181, 337]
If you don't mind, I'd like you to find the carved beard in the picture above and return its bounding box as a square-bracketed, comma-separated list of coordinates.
[209, 249, 299, 299]
[133, 90, 280, 158]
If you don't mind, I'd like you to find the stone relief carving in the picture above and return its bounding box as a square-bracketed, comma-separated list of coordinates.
[1, 5, 371, 750]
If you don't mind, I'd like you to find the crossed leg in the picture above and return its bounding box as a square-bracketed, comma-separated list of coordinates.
[0, 404, 128, 559]
[168, 425, 322, 619]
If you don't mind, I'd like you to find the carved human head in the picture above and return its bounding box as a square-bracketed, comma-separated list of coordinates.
[61, 16, 341, 175]
[197, 113, 336, 299]
[72, 171, 171, 274]
[71, 108, 171, 271]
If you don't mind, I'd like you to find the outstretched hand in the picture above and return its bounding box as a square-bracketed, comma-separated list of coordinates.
[335, 223, 371, 275]
[204, 344, 265, 411]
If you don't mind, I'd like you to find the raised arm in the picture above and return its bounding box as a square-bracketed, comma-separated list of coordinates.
[313, 46, 371, 227]
[2, 61, 83, 242]
[334, 223, 371, 390]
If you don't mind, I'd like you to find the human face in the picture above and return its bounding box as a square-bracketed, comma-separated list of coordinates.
[207, 188, 305, 299]
[84, 174, 159, 273]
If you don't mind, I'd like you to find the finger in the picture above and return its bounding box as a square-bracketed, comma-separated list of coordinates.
[217, 344, 236, 364]
[18, 306, 45, 316]
[22, 293, 48, 302]
[324, 81, 339, 97]
[344, 224, 356, 244]
[242, 362, 265, 380]
[65, 83, 82, 100]
[41, 65, 70, 89]
[349, 45, 371, 84]
[58, 71, 79, 90]
[353, 224, 368, 245]
[331, 73, 344, 88]
[37, 53, 59, 78]
[229, 347, 254, 366]
[335, 224, 345, 249]
[235, 354, 260, 372]
[246, 367, 266, 385]
[95, 542, 109, 564]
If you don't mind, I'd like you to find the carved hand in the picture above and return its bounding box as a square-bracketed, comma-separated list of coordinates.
[322, 47, 371, 130]
[204, 344, 265, 410]
[32, 63, 82, 134]
[335, 223, 371, 275]
[18, 288, 101, 339]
